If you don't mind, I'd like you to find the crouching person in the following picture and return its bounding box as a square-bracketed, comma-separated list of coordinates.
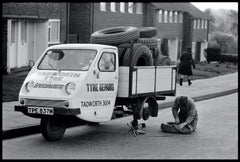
[161, 96, 198, 134]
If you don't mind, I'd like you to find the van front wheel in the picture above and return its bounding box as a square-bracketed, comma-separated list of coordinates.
[40, 116, 66, 141]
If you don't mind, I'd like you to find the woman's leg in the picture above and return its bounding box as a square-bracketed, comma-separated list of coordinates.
[187, 75, 192, 86]
[179, 75, 184, 86]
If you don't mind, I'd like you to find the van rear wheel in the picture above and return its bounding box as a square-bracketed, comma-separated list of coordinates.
[40, 116, 66, 141]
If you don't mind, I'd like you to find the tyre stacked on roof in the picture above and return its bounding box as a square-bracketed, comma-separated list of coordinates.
[90, 26, 139, 45]
[137, 27, 171, 66]
[90, 26, 171, 66]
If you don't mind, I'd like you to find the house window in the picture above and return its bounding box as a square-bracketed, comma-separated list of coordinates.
[164, 10, 168, 23]
[110, 2, 116, 12]
[128, 2, 133, 13]
[100, 2, 106, 11]
[205, 19, 208, 29]
[193, 19, 197, 29]
[201, 19, 204, 29]
[120, 2, 125, 13]
[48, 19, 60, 44]
[11, 21, 16, 44]
[192, 42, 196, 59]
[21, 21, 27, 43]
[179, 12, 183, 23]
[174, 11, 178, 23]
[197, 19, 201, 29]
[136, 3, 142, 14]
[158, 10, 163, 23]
[169, 11, 173, 23]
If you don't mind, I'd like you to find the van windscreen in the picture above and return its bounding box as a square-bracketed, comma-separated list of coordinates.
[38, 49, 97, 71]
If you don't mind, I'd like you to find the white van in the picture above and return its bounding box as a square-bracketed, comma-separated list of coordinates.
[15, 43, 177, 141]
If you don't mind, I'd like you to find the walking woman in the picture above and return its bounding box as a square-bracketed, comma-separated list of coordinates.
[178, 47, 195, 86]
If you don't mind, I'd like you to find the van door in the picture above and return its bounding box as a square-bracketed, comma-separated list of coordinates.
[94, 50, 118, 121]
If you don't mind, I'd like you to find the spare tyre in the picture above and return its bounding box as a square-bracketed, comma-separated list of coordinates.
[117, 43, 132, 66]
[154, 54, 171, 66]
[118, 47, 128, 66]
[90, 26, 139, 45]
[136, 38, 159, 50]
[122, 43, 153, 66]
[152, 47, 161, 59]
[138, 27, 158, 38]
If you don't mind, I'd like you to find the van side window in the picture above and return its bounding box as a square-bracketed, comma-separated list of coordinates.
[98, 52, 115, 72]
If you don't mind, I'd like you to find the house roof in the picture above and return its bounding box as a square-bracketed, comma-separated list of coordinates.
[2, 14, 47, 21]
[151, 2, 211, 20]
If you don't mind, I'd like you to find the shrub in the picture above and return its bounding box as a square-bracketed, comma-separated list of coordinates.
[208, 40, 221, 49]
[210, 32, 237, 53]
[220, 54, 238, 64]
[2, 66, 8, 75]
[205, 47, 221, 63]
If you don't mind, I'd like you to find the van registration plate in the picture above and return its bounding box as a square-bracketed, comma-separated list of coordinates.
[28, 107, 54, 115]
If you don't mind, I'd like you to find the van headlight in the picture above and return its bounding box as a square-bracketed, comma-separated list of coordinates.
[65, 82, 76, 94]
[25, 81, 34, 92]
[20, 98, 25, 105]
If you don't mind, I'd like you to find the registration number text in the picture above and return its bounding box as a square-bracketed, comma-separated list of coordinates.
[28, 107, 54, 115]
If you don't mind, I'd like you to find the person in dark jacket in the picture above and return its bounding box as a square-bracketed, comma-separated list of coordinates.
[178, 47, 195, 86]
[161, 96, 198, 134]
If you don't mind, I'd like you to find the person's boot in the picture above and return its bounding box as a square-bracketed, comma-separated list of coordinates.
[188, 79, 192, 86]
[179, 78, 183, 86]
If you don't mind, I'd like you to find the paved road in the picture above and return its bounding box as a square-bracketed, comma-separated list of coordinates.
[3, 93, 238, 159]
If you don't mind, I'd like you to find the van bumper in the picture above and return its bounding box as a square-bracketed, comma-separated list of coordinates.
[15, 105, 80, 118]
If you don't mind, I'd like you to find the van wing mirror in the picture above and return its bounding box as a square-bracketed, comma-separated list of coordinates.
[93, 69, 100, 79]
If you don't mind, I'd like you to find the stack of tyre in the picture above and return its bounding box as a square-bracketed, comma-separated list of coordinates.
[90, 26, 171, 66]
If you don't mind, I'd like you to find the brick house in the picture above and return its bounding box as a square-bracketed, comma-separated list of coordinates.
[69, 2, 210, 62]
[2, 3, 68, 73]
[2, 2, 211, 73]
[151, 3, 210, 62]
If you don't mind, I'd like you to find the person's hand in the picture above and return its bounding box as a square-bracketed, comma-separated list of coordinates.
[175, 118, 180, 124]
[178, 122, 187, 129]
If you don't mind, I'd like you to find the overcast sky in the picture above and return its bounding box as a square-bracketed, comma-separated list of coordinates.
[191, 2, 238, 11]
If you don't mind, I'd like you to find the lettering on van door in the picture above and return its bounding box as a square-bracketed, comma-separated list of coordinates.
[86, 83, 114, 92]
[33, 83, 64, 89]
[81, 100, 111, 108]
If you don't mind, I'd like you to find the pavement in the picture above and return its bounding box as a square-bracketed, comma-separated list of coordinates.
[2, 72, 238, 139]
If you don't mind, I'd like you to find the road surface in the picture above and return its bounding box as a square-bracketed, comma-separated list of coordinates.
[3, 93, 238, 159]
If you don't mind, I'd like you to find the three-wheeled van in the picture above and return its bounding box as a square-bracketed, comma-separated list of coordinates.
[15, 40, 176, 141]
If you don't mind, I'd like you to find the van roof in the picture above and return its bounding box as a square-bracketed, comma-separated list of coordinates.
[47, 43, 117, 51]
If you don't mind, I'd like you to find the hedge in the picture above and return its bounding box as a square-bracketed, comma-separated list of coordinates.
[205, 47, 221, 63]
[219, 55, 238, 64]
[205, 47, 238, 64]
